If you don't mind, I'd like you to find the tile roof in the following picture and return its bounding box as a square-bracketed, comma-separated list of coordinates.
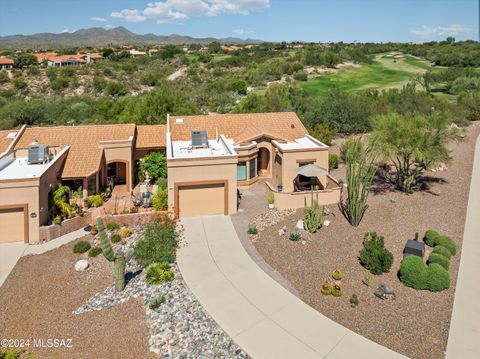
[0, 57, 14, 65]
[0, 130, 16, 153]
[136, 125, 166, 149]
[169, 112, 307, 144]
[14, 124, 136, 178]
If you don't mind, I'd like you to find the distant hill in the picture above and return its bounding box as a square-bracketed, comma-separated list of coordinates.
[0, 26, 262, 49]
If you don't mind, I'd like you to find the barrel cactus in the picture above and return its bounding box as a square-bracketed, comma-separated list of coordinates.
[96, 217, 134, 291]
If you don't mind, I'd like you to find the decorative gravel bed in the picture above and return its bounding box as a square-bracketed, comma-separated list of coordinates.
[250, 122, 480, 359]
[76, 227, 248, 359]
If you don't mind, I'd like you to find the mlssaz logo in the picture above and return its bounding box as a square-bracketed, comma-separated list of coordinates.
[33, 338, 73, 348]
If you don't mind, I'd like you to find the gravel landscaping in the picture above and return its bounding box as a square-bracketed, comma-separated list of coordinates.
[0, 224, 247, 359]
[250, 122, 480, 359]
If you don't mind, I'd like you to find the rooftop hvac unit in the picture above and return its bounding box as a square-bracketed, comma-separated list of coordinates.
[191, 131, 208, 147]
[28, 145, 50, 164]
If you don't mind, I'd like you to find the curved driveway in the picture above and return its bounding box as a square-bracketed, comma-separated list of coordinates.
[177, 215, 406, 359]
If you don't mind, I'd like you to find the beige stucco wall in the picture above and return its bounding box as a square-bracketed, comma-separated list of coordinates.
[167, 156, 238, 216]
[100, 141, 134, 190]
[277, 147, 329, 192]
[266, 182, 341, 210]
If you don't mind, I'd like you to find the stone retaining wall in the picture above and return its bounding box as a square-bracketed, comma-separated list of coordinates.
[39, 211, 93, 242]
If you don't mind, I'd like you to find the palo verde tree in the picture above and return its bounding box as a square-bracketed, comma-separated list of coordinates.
[372, 112, 459, 193]
[340, 137, 378, 227]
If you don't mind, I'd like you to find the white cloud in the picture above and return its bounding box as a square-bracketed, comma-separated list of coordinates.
[111, 0, 269, 23]
[62, 28, 76, 33]
[411, 24, 473, 38]
[91, 16, 107, 22]
[111, 9, 147, 23]
[233, 28, 255, 36]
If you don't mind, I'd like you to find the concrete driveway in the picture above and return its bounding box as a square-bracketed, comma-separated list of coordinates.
[177, 215, 406, 359]
[0, 242, 27, 287]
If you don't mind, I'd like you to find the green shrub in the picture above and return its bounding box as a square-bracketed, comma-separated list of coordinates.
[73, 240, 91, 254]
[88, 247, 102, 257]
[428, 253, 450, 270]
[424, 230, 457, 255]
[0, 348, 27, 359]
[426, 263, 451, 291]
[135, 219, 177, 267]
[329, 154, 339, 170]
[293, 71, 308, 81]
[0, 71, 9, 84]
[248, 224, 258, 235]
[331, 285, 342, 297]
[107, 222, 119, 231]
[152, 187, 168, 211]
[138, 152, 167, 182]
[289, 229, 301, 241]
[145, 262, 174, 285]
[148, 294, 165, 309]
[89, 195, 103, 208]
[432, 245, 452, 260]
[118, 226, 132, 238]
[359, 232, 393, 275]
[399, 256, 427, 290]
[321, 281, 333, 295]
[110, 234, 122, 243]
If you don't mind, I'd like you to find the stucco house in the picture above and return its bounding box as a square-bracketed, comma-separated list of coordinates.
[0, 57, 14, 70]
[0, 112, 340, 244]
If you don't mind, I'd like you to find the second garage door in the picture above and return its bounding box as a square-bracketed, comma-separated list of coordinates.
[178, 182, 226, 217]
[0, 207, 26, 243]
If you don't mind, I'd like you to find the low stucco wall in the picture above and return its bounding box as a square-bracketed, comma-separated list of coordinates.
[266, 181, 341, 210]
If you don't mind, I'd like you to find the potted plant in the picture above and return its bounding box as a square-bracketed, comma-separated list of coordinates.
[90, 225, 98, 235]
[53, 215, 62, 225]
[83, 197, 91, 209]
[267, 193, 275, 209]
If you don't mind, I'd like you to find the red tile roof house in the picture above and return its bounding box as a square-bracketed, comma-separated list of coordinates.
[0, 112, 340, 243]
[34, 52, 103, 67]
[0, 57, 14, 70]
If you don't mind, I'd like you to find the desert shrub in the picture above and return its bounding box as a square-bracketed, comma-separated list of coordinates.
[329, 154, 339, 170]
[110, 234, 122, 243]
[432, 245, 452, 260]
[73, 240, 91, 254]
[248, 224, 258, 235]
[145, 262, 174, 285]
[13, 77, 27, 90]
[289, 229, 301, 241]
[359, 232, 393, 275]
[105, 81, 127, 97]
[424, 230, 457, 255]
[118, 226, 132, 238]
[293, 71, 308, 81]
[152, 187, 168, 211]
[303, 191, 323, 233]
[331, 284, 342, 297]
[428, 253, 450, 270]
[138, 152, 167, 182]
[0, 348, 27, 359]
[134, 219, 177, 267]
[399, 256, 427, 290]
[321, 281, 333, 295]
[332, 269, 343, 280]
[88, 247, 102, 257]
[426, 263, 451, 292]
[89, 195, 103, 207]
[309, 123, 335, 145]
[148, 294, 165, 309]
[107, 222, 119, 231]
[0, 71, 9, 84]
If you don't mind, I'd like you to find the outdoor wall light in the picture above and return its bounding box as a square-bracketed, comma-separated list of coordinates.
[30, 212, 37, 218]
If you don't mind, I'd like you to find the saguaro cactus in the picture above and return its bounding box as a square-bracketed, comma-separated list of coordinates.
[303, 189, 323, 233]
[96, 217, 133, 291]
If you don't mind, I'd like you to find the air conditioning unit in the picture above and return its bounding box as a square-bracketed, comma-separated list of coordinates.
[28, 145, 50, 164]
[191, 131, 208, 147]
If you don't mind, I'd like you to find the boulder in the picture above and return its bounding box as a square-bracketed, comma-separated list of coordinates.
[75, 259, 89, 272]
[323, 220, 331, 227]
[296, 220, 304, 230]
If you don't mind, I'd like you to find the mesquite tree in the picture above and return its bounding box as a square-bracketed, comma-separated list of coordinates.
[96, 217, 133, 291]
[341, 138, 377, 227]
[372, 113, 459, 193]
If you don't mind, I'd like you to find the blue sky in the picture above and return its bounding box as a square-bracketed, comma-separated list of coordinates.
[0, 0, 478, 42]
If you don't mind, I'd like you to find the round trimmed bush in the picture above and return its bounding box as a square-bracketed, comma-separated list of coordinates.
[88, 247, 102, 257]
[110, 234, 122, 243]
[424, 230, 440, 247]
[436, 235, 457, 256]
[399, 256, 427, 290]
[426, 263, 451, 292]
[73, 240, 91, 254]
[432, 245, 452, 260]
[428, 253, 450, 270]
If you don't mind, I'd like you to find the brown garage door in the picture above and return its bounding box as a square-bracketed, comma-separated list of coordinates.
[0, 207, 26, 243]
[178, 183, 226, 217]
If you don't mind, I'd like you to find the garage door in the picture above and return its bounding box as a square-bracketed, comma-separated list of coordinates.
[178, 183, 226, 217]
[0, 207, 26, 243]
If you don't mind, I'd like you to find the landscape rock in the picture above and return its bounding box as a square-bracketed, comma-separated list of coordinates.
[296, 220, 304, 230]
[323, 220, 331, 227]
[74, 259, 89, 271]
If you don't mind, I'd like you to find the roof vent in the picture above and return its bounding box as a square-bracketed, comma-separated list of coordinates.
[175, 118, 184, 124]
[191, 131, 208, 147]
[291, 123, 295, 128]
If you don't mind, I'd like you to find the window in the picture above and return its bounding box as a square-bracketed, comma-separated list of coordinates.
[298, 160, 315, 167]
[249, 158, 257, 179]
[237, 162, 247, 181]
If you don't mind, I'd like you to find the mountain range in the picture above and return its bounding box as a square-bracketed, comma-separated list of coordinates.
[0, 26, 262, 49]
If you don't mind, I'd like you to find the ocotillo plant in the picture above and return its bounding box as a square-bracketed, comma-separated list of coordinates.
[340, 138, 377, 227]
[303, 189, 324, 233]
[96, 217, 134, 291]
